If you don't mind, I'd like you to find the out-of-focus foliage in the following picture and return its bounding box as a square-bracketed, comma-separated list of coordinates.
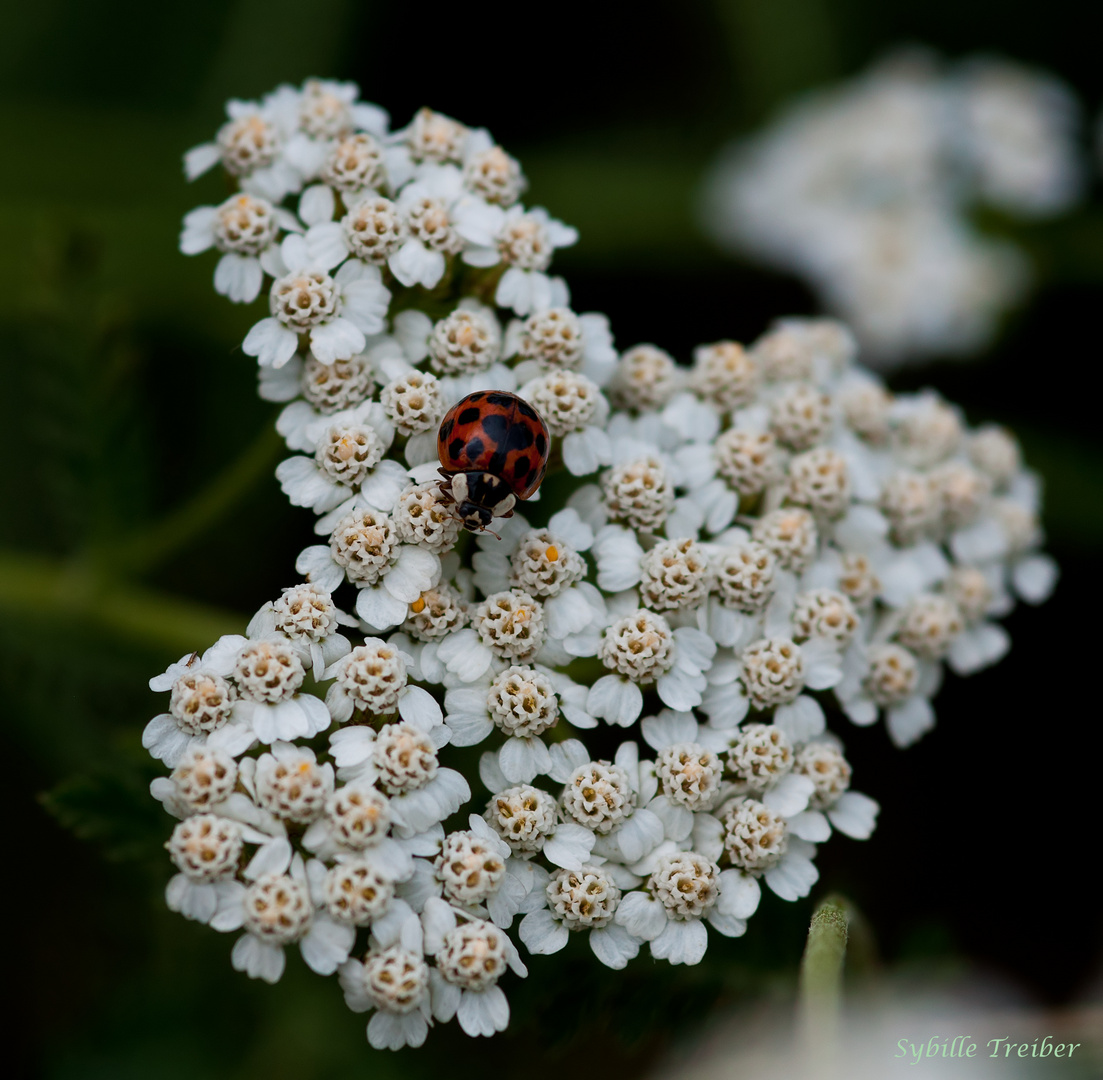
[3, 1, 1102, 1076]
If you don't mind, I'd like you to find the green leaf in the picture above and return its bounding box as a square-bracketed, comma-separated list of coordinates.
[40, 768, 166, 863]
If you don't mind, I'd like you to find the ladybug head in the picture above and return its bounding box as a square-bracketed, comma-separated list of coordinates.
[458, 501, 495, 533]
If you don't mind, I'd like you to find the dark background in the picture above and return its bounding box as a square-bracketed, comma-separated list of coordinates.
[3, 1, 1101, 1076]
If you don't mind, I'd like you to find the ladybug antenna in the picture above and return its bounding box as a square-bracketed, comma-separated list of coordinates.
[481, 526, 502, 541]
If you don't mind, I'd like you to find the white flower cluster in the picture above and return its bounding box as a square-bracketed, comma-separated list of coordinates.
[702, 49, 1084, 366]
[151, 80, 1058, 1049]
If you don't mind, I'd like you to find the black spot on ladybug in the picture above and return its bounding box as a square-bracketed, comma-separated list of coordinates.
[465, 436, 485, 460]
[439, 417, 454, 441]
[489, 449, 508, 475]
[516, 400, 538, 421]
[535, 432, 548, 456]
[513, 457, 531, 480]
[479, 412, 510, 444]
[466, 391, 485, 402]
[507, 423, 534, 451]
[486, 392, 515, 407]
[457, 407, 481, 425]
[448, 437, 465, 459]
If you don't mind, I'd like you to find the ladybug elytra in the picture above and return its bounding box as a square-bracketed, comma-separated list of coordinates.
[436, 390, 551, 534]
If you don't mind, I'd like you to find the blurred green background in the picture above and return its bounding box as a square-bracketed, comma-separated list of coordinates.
[4, 1, 1102, 1077]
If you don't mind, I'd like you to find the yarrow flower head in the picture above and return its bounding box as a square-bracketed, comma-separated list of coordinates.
[702, 50, 1082, 367]
[151, 80, 1058, 1048]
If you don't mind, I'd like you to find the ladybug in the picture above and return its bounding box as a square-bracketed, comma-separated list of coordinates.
[436, 390, 550, 534]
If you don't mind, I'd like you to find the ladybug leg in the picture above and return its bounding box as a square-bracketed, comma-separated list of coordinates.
[436, 477, 456, 507]
[497, 508, 515, 520]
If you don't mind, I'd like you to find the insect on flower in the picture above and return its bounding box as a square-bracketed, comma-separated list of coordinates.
[436, 390, 550, 535]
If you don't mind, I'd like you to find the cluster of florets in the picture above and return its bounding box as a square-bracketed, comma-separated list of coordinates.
[703, 49, 1083, 366]
[151, 82, 1057, 1051]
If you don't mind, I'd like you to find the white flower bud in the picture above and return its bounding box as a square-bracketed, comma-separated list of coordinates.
[943, 566, 992, 624]
[298, 80, 353, 138]
[521, 370, 600, 435]
[561, 761, 636, 834]
[639, 538, 710, 611]
[752, 508, 818, 572]
[715, 430, 780, 496]
[464, 145, 525, 206]
[167, 814, 242, 882]
[794, 743, 851, 810]
[216, 113, 280, 176]
[838, 552, 880, 607]
[598, 609, 675, 683]
[171, 746, 238, 812]
[234, 640, 305, 703]
[787, 447, 851, 519]
[329, 509, 398, 585]
[213, 194, 278, 255]
[880, 470, 937, 545]
[256, 749, 333, 823]
[321, 132, 384, 192]
[740, 637, 805, 709]
[270, 270, 338, 329]
[863, 643, 919, 706]
[602, 457, 674, 532]
[968, 426, 1021, 488]
[792, 588, 859, 647]
[437, 920, 508, 990]
[485, 785, 557, 856]
[929, 461, 991, 530]
[407, 197, 461, 254]
[342, 195, 406, 264]
[723, 798, 788, 873]
[360, 947, 430, 1013]
[714, 541, 776, 612]
[751, 328, 815, 382]
[656, 743, 722, 809]
[435, 830, 507, 905]
[301, 353, 374, 413]
[487, 665, 558, 738]
[243, 874, 313, 945]
[407, 107, 467, 164]
[648, 852, 719, 918]
[510, 530, 585, 597]
[518, 308, 583, 368]
[373, 722, 438, 793]
[273, 583, 340, 643]
[428, 309, 500, 374]
[316, 423, 384, 487]
[324, 858, 394, 925]
[547, 865, 620, 928]
[325, 785, 391, 850]
[725, 724, 793, 793]
[392, 482, 462, 552]
[838, 382, 892, 444]
[895, 594, 964, 660]
[474, 589, 545, 661]
[380, 372, 445, 436]
[894, 398, 963, 468]
[690, 341, 759, 410]
[611, 345, 680, 411]
[401, 584, 469, 640]
[499, 213, 553, 270]
[334, 641, 407, 715]
[170, 672, 236, 734]
[770, 383, 832, 450]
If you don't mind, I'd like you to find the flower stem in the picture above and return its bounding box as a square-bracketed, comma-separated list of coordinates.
[0, 549, 241, 653]
[110, 423, 283, 576]
[798, 894, 849, 1051]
